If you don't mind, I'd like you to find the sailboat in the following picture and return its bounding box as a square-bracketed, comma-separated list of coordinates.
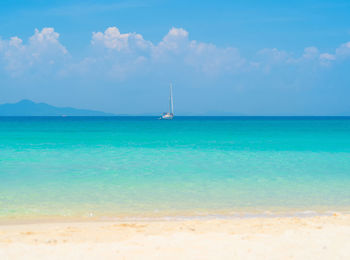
[161, 83, 174, 120]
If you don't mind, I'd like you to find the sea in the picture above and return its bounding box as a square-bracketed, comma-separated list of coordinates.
[1, 116, 350, 220]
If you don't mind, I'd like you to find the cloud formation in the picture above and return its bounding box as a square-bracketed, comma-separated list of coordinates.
[153, 28, 246, 75]
[87, 27, 247, 77]
[0, 28, 67, 77]
[92, 27, 151, 52]
[0, 26, 349, 79]
[335, 42, 350, 58]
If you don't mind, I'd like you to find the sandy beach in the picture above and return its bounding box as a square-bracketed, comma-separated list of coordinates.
[1, 214, 350, 259]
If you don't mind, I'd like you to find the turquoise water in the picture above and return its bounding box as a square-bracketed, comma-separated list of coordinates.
[1, 117, 350, 219]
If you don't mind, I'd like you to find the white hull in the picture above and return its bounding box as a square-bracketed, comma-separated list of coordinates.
[161, 113, 174, 120]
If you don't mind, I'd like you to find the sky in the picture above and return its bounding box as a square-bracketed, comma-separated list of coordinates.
[0, 0, 350, 115]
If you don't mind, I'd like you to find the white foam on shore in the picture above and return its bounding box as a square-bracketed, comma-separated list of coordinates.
[99, 210, 348, 222]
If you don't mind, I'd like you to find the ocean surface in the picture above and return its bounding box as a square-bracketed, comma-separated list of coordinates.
[1, 117, 350, 220]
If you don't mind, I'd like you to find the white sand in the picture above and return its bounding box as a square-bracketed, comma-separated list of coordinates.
[1, 214, 350, 259]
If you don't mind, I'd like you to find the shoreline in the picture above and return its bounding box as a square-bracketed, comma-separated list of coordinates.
[0, 210, 346, 225]
[1, 214, 350, 259]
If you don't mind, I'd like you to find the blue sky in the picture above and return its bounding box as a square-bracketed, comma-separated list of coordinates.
[0, 0, 350, 115]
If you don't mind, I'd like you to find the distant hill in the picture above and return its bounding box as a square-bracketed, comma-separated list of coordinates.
[0, 100, 115, 116]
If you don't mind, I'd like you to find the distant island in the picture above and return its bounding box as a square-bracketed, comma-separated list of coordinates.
[0, 100, 115, 116]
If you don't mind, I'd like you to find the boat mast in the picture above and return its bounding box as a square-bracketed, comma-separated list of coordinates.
[169, 83, 174, 115]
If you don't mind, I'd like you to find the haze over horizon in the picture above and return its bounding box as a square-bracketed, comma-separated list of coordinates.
[1, 0, 350, 116]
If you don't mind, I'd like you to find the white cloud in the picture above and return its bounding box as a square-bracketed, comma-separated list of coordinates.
[335, 41, 350, 58]
[186, 42, 245, 74]
[320, 53, 336, 60]
[9, 37, 23, 48]
[87, 26, 247, 78]
[0, 28, 68, 76]
[153, 27, 246, 74]
[302, 47, 319, 60]
[255, 48, 291, 73]
[1, 26, 350, 80]
[256, 41, 350, 69]
[257, 48, 290, 63]
[316, 41, 350, 65]
[30, 28, 67, 54]
[153, 27, 189, 56]
[83, 27, 153, 79]
[91, 27, 151, 52]
[258, 46, 319, 66]
[320, 53, 336, 61]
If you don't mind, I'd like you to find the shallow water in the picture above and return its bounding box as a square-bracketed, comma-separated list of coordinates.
[1, 117, 350, 219]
